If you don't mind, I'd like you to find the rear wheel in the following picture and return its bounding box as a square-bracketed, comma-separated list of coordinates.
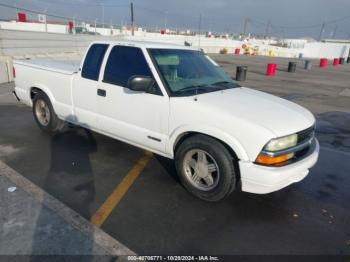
[175, 135, 238, 202]
[32, 92, 65, 134]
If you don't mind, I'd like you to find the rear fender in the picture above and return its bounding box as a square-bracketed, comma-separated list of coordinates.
[30, 83, 57, 111]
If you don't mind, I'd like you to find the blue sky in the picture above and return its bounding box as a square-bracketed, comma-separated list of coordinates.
[1, 0, 350, 39]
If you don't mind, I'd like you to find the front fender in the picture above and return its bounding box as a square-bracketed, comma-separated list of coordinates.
[166, 125, 250, 161]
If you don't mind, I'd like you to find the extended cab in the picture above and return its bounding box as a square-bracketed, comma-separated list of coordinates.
[13, 41, 319, 201]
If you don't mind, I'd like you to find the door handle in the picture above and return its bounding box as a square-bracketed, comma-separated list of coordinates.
[97, 89, 106, 97]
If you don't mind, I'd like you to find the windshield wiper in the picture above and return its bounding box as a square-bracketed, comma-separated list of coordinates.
[211, 81, 232, 85]
[210, 81, 240, 89]
[174, 84, 211, 94]
[173, 82, 234, 96]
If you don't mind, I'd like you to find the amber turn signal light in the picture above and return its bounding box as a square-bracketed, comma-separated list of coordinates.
[255, 153, 294, 166]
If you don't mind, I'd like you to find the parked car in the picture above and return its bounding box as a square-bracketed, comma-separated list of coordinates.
[13, 41, 319, 201]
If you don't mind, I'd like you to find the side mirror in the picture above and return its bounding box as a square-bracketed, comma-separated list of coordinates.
[127, 75, 155, 92]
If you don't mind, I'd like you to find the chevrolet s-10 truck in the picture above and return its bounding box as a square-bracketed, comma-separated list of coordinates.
[13, 41, 319, 201]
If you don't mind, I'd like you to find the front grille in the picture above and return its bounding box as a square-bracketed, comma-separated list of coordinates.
[297, 125, 315, 144]
[295, 144, 311, 159]
[274, 139, 316, 167]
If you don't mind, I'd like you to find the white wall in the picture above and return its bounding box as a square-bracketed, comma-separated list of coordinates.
[124, 34, 243, 54]
[0, 29, 121, 56]
[2, 22, 349, 59]
[125, 33, 239, 46]
[85, 24, 122, 36]
[301, 42, 350, 59]
[280, 39, 308, 49]
[1, 28, 350, 83]
[0, 29, 112, 83]
[0, 21, 68, 34]
[1, 27, 349, 59]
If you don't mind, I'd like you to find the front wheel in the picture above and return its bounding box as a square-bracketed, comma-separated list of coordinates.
[33, 92, 65, 134]
[175, 135, 238, 202]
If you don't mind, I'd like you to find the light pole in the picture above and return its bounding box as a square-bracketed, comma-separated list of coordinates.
[264, 20, 271, 39]
[243, 17, 250, 37]
[332, 25, 338, 39]
[164, 11, 168, 30]
[130, 2, 134, 36]
[43, 7, 48, 33]
[318, 22, 325, 41]
[198, 13, 202, 47]
[102, 3, 105, 28]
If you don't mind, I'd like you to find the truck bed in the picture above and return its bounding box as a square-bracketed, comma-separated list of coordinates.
[14, 59, 80, 117]
[14, 59, 80, 75]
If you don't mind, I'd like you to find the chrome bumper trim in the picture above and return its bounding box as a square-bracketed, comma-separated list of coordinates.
[261, 137, 314, 157]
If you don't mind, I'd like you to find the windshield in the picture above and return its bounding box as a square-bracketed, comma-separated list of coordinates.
[148, 48, 239, 96]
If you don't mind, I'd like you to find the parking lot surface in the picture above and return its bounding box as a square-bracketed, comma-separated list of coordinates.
[0, 167, 120, 259]
[0, 55, 350, 256]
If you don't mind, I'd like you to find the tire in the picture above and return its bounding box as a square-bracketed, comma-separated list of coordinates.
[32, 91, 65, 134]
[175, 134, 238, 202]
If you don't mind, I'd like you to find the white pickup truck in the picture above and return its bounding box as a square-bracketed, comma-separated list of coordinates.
[13, 41, 319, 201]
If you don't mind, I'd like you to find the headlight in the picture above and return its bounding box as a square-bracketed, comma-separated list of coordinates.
[264, 134, 297, 152]
[255, 134, 298, 166]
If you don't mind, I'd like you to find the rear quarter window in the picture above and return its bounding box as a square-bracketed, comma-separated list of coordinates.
[82, 44, 108, 81]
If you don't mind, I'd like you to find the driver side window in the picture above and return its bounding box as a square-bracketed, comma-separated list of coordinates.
[103, 46, 162, 95]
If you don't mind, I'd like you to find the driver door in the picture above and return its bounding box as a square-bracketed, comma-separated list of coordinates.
[96, 45, 169, 153]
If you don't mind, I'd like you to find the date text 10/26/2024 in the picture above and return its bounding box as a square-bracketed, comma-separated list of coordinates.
[127, 256, 220, 261]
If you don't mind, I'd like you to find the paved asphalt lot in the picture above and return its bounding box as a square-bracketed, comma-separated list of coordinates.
[0, 54, 350, 256]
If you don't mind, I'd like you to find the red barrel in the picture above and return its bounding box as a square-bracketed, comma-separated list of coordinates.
[68, 21, 74, 30]
[18, 12, 27, 22]
[234, 48, 240, 55]
[266, 63, 277, 76]
[333, 58, 339, 66]
[319, 58, 328, 68]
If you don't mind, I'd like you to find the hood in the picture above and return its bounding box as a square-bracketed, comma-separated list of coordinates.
[190, 87, 315, 137]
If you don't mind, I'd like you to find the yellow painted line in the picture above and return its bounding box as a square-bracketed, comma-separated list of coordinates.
[91, 151, 153, 227]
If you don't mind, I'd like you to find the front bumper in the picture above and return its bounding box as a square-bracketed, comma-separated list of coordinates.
[239, 139, 320, 194]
